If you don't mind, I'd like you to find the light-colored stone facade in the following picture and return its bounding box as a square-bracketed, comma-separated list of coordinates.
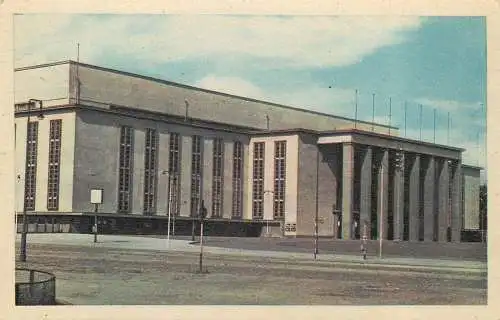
[14, 61, 483, 241]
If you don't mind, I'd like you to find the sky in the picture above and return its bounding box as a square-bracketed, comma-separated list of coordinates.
[13, 14, 487, 182]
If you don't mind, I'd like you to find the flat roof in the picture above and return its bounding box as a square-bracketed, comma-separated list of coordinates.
[15, 60, 397, 130]
[251, 127, 465, 153]
[321, 128, 466, 152]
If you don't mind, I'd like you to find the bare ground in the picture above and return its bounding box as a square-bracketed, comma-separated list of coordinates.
[15, 243, 487, 305]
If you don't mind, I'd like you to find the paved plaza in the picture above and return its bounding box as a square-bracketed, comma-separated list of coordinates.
[14, 234, 487, 305]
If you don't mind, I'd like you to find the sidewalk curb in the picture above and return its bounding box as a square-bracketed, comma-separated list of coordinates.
[177, 247, 486, 274]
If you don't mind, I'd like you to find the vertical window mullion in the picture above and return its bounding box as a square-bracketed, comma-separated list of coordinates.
[273, 141, 286, 219]
[191, 135, 203, 217]
[169, 133, 181, 216]
[118, 126, 133, 213]
[47, 120, 61, 211]
[24, 121, 38, 210]
[143, 128, 158, 214]
[212, 138, 224, 218]
[252, 142, 265, 219]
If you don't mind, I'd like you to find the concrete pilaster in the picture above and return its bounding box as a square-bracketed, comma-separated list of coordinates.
[156, 132, 170, 216]
[342, 143, 354, 240]
[377, 149, 389, 240]
[409, 154, 420, 242]
[202, 138, 213, 217]
[423, 156, 435, 241]
[179, 135, 192, 217]
[360, 146, 372, 239]
[223, 141, 234, 219]
[438, 159, 450, 242]
[451, 162, 462, 242]
[132, 129, 145, 215]
[263, 141, 275, 221]
[392, 152, 404, 241]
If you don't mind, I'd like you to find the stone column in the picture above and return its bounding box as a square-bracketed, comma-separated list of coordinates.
[423, 156, 435, 241]
[451, 161, 462, 242]
[409, 154, 420, 242]
[392, 152, 404, 241]
[360, 146, 372, 239]
[438, 159, 450, 242]
[377, 149, 389, 240]
[342, 143, 354, 240]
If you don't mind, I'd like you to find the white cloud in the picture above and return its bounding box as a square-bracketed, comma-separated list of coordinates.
[14, 15, 423, 68]
[196, 75, 266, 100]
[414, 98, 483, 112]
[196, 74, 357, 118]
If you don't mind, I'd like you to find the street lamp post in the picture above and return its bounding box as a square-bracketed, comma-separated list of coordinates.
[314, 147, 320, 260]
[379, 164, 384, 259]
[162, 170, 173, 248]
[19, 99, 44, 262]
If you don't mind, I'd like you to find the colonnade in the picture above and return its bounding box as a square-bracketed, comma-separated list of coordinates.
[337, 143, 462, 242]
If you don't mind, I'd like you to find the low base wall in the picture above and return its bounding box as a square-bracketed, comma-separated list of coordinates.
[16, 214, 283, 238]
[15, 268, 56, 306]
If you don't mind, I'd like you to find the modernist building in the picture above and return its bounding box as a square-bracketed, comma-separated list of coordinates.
[14, 61, 482, 241]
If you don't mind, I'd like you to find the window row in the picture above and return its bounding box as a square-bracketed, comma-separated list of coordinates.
[22, 120, 62, 211]
[117, 129, 244, 218]
[251, 141, 287, 220]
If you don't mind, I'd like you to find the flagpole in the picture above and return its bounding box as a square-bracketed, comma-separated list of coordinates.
[388, 97, 392, 135]
[419, 104, 423, 141]
[433, 108, 436, 143]
[354, 89, 358, 129]
[372, 93, 375, 132]
[404, 101, 407, 138]
[447, 112, 450, 145]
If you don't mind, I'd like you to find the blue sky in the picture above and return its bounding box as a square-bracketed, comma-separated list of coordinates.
[14, 14, 486, 178]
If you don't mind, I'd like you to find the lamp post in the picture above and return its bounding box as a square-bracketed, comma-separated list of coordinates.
[379, 164, 384, 259]
[19, 99, 44, 262]
[314, 146, 320, 260]
[199, 200, 207, 273]
[161, 170, 173, 247]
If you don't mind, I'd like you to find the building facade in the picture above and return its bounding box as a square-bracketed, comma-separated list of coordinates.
[14, 61, 482, 241]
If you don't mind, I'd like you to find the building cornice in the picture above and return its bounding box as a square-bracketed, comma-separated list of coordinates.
[320, 128, 465, 153]
[15, 60, 396, 130]
[14, 102, 263, 135]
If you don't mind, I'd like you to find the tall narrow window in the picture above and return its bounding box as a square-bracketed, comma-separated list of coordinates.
[24, 121, 39, 210]
[273, 141, 286, 219]
[232, 141, 243, 218]
[191, 135, 203, 217]
[212, 138, 224, 218]
[169, 133, 181, 216]
[143, 128, 158, 214]
[252, 142, 265, 219]
[47, 119, 62, 211]
[118, 126, 133, 213]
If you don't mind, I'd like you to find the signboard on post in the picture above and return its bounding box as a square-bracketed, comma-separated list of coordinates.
[90, 188, 103, 243]
[90, 189, 103, 204]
